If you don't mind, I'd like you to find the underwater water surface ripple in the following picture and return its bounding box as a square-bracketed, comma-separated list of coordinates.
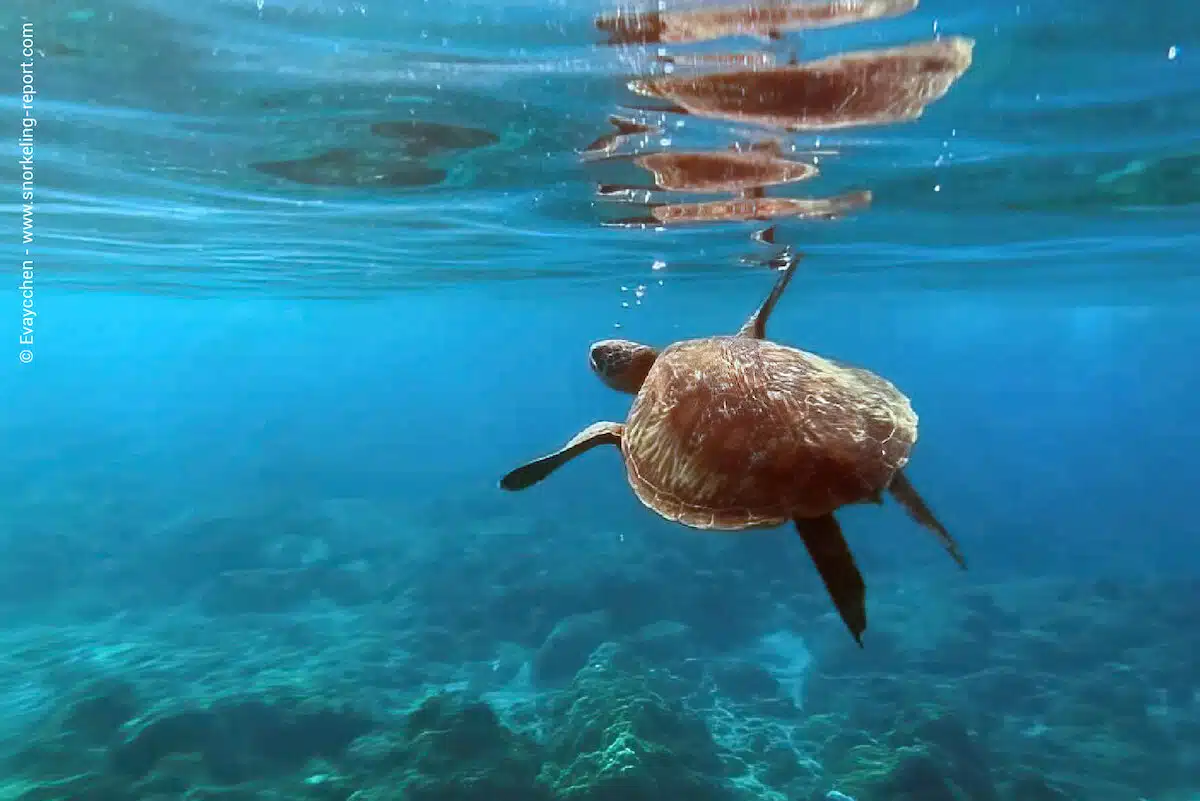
[6, 0, 1199, 295]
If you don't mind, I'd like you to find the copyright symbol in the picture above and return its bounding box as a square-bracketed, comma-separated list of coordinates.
[18, 349, 32, 364]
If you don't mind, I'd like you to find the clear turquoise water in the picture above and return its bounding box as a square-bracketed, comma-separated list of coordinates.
[2, 0, 1199, 799]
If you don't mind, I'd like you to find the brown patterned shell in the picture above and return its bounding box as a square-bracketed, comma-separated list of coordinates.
[620, 336, 916, 530]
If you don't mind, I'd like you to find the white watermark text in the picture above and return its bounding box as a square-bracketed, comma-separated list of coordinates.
[18, 20, 36, 364]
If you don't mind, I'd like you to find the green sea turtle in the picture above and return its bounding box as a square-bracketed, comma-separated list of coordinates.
[499, 252, 966, 644]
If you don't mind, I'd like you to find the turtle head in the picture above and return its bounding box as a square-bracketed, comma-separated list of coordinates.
[589, 339, 659, 394]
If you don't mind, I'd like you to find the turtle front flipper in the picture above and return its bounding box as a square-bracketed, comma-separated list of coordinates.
[737, 248, 803, 339]
[887, 469, 968, 570]
[794, 514, 867, 646]
[499, 421, 624, 491]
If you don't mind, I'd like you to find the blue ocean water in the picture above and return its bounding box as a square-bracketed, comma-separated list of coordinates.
[2, 0, 1199, 799]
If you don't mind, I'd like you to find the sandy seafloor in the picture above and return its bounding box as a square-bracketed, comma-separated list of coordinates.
[0, 491, 1195, 801]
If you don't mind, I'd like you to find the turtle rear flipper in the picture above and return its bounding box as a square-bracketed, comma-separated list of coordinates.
[500, 421, 623, 491]
[888, 469, 967, 569]
[794, 514, 867, 646]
